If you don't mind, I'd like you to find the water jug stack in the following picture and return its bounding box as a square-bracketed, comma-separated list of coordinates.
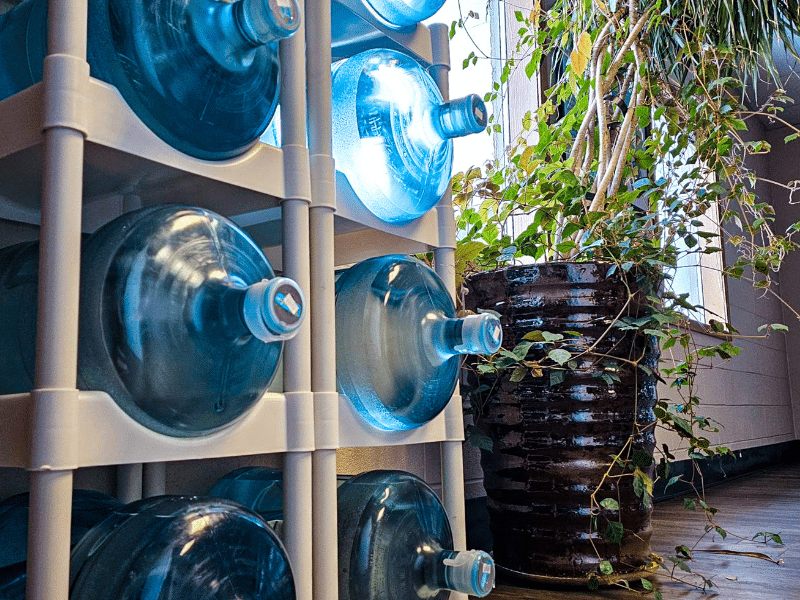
[335, 254, 501, 430]
[0, 205, 305, 437]
[209, 467, 496, 599]
[0, 0, 300, 159]
[0, 0, 484, 598]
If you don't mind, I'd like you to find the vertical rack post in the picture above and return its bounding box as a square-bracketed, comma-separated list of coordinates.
[116, 464, 143, 503]
[279, 2, 315, 600]
[429, 24, 469, 600]
[306, 0, 340, 599]
[26, 0, 90, 599]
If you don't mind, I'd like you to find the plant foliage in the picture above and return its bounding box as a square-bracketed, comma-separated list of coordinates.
[452, 0, 798, 593]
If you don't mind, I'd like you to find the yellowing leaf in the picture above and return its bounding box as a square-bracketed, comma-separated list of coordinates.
[529, 0, 541, 23]
[570, 31, 592, 76]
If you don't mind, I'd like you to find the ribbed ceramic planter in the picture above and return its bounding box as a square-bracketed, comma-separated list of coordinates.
[464, 262, 658, 583]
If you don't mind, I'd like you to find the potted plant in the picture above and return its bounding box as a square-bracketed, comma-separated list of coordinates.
[451, 0, 800, 593]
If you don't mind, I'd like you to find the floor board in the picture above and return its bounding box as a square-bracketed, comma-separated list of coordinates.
[485, 462, 800, 599]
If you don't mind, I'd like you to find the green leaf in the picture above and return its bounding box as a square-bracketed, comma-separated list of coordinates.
[510, 365, 528, 383]
[600, 498, 620, 510]
[512, 341, 534, 360]
[548, 348, 572, 365]
[664, 475, 683, 490]
[715, 526, 727, 540]
[633, 468, 653, 508]
[599, 561, 614, 575]
[684, 498, 697, 511]
[641, 578, 654, 591]
[672, 416, 693, 437]
[632, 449, 654, 468]
[753, 532, 784, 544]
[668, 556, 691, 572]
[541, 331, 564, 342]
[522, 330, 545, 342]
[525, 58, 537, 80]
[550, 369, 565, 386]
[605, 521, 624, 544]
[655, 591, 664, 600]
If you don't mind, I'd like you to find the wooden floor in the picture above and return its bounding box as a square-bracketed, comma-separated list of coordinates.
[486, 462, 800, 599]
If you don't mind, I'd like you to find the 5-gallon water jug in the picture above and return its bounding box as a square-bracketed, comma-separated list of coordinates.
[209, 467, 495, 599]
[332, 49, 488, 223]
[209, 466, 284, 522]
[69, 496, 295, 600]
[0, 489, 122, 600]
[0, 205, 304, 437]
[333, 0, 445, 31]
[335, 255, 501, 431]
[0, 0, 300, 159]
[338, 470, 494, 599]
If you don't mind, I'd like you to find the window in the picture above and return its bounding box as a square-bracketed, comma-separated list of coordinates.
[654, 119, 728, 326]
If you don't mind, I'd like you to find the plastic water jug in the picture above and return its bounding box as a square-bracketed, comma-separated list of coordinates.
[0, 0, 300, 159]
[0, 489, 122, 600]
[358, 0, 445, 28]
[209, 466, 284, 522]
[209, 467, 495, 599]
[0, 205, 305, 437]
[333, 0, 446, 32]
[335, 255, 501, 431]
[69, 496, 295, 600]
[332, 48, 487, 223]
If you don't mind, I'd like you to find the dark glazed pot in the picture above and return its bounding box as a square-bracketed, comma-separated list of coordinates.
[464, 262, 657, 583]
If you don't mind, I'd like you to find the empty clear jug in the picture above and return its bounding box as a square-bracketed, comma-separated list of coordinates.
[209, 467, 495, 599]
[0, 205, 304, 437]
[332, 49, 487, 223]
[0, 0, 300, 159]
[69, 496, 295, 600]
[335, 255, 501, 431]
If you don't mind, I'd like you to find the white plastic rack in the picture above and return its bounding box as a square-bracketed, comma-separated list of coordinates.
[0, 1, 469, 600]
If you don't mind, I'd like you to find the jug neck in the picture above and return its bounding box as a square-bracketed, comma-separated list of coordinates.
[210, 277, 304, 343]
[240, 277, 304, 342]
[416, 547, 495, 598]
[432, 94, 488, 139]
[190, 0, 300, 71]
[424, 312, 502, 364]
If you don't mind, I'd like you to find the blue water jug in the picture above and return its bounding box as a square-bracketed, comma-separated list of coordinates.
[331, 49, 487, 223]
[360, 0, 445, 28]
[335, 255, 501, 431]
[333, 0, 446, 31]
[0, 205, 305, 437]
[69, 496, 295, 600]
[209, 467, 495, 599]
[338, 470, 494, 599]
[0, 0, 299, 159]
[208, 466, 284, 522]
[0, 489, 122, 600]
